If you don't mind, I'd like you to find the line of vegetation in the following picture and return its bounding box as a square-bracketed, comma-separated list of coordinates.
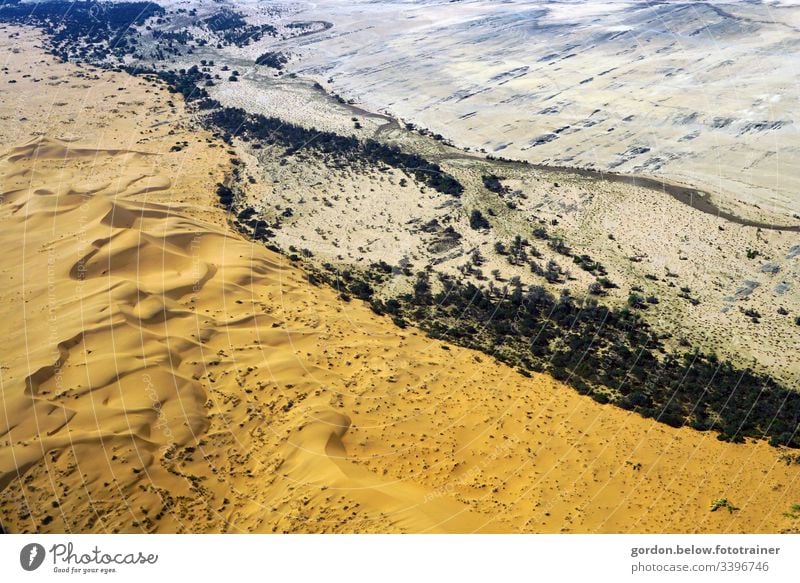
[309, 265, 800, 448]
[0, 0, 164, 62]
[126, 65, 465, 196]
[204, 107, 464, 196]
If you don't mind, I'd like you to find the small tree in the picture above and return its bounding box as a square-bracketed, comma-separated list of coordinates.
[628, 293, 646, 309]
[588, 282, 604, 296]
[469, 209, 491, 230]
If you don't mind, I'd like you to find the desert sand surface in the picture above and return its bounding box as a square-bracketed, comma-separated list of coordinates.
[1, 28, 800, 534]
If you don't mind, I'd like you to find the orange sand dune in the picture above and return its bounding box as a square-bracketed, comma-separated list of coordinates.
[0, 132, 500, 533]
[1, 28, 799, 534]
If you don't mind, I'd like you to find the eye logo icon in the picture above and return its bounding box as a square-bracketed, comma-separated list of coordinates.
[20, 543, 46, 571]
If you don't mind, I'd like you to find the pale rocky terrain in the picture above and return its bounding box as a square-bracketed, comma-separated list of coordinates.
[2, 28, 800, 535]
[217, 0, 800, 221]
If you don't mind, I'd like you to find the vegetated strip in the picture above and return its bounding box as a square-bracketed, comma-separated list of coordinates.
[148, 65, 464, 197]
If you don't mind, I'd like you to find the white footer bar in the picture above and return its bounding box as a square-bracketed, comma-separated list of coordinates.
[1, 534, 798, 582]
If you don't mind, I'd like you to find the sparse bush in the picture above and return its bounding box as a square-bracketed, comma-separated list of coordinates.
[588, 282, 604, 296]
[482, 174, 507, 194]
[710, 498, 739, 514]
[255, 51, 288, 70]
[549, 238, 571, 256]
[469, 209, 491, 230]
[627, 293, 647, 309]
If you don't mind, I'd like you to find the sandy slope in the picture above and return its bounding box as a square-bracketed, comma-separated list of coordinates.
[1, 28, 799, 534]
